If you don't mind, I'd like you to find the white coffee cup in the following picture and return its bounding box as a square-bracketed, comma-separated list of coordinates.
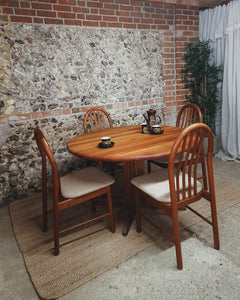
[152, 125, 161, 133]
[141, 122, 148, 134]
[101, 136, 111, 146]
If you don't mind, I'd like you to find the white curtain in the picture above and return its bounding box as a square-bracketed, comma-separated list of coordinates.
[199, 0, 240, 161]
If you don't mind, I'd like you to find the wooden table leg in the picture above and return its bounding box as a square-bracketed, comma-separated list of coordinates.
[122, 160, 144, 236]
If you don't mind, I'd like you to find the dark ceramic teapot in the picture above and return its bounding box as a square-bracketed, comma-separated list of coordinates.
[143, 109, 161, 129]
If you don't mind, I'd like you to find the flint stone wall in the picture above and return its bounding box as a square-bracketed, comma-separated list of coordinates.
[6, 24, 164, 113]
[0, 23, 169, 205]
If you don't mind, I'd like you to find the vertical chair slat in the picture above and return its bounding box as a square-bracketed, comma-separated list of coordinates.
[100, 111, 107, 129]
[96, 110, 102, 130]
[83, 107, 113, 133]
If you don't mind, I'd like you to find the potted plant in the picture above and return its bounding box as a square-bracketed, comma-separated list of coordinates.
[181, 40, 223, 153]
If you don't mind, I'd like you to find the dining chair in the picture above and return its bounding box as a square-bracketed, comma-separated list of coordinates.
[34, 126, 115, 255]
[131, 123, 220, 270]
[83, 106, 113, 133]
[83, 106, 121, 174]
[147, 103, 203, 173]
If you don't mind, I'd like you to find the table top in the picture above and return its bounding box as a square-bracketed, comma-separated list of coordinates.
[67, 125, 183, 162]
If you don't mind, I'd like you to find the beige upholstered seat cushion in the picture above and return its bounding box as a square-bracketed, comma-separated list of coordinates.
[60, 167, 115, 198]
[131, 169, 202, 203]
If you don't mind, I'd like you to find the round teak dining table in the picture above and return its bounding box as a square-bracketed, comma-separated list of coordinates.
[67, 125, 183, 162]
[67, 125, 184, 235]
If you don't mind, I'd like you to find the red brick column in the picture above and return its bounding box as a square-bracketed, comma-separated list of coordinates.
[175, 4, 199, 112]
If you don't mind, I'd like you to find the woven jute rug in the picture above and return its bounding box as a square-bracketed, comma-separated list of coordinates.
[9, 175, 240, 300]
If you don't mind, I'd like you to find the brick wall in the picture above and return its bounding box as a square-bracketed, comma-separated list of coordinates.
[175, 4, 199, 108]
[2, 0, 178, 29]
[0, 0, 199, 204]
[0, 0, 199, 123]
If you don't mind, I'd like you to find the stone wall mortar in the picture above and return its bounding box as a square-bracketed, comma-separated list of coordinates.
[0, 104, 165, 205]
[0, 115, 83, 205]
[0, 19, 16, 115]
[0, 23, 168, 205]
[7, 24, 165, 114]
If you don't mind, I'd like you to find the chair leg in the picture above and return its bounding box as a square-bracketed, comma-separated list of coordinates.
[110, 163, 115, 176]
[135, 189, 142, 233]
[98, 161, 103, 170]
[106, 188, 115, 233]
[42, 167, 48, 232]
[42, 189, 48, 232]
[210, 196, 220, 250]
[172, 208, 183, 270]
[91, 199, 96, 212]
[53, 208, 60, 256]
[147, 160, 152, 173]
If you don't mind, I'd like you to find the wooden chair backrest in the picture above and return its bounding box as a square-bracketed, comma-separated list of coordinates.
[168, 123, 213, 205]
[34, 127, 60, 196]
[83, 107, 113, 133]
[176, 103, 203, 128]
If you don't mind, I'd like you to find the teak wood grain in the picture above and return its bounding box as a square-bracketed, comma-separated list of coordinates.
[67, 125, 184, 163]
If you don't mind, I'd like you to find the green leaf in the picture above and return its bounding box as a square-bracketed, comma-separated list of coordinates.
[181, 39, 223, 132]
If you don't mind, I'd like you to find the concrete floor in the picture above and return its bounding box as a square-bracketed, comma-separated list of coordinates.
[1, 157, 240, 300]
